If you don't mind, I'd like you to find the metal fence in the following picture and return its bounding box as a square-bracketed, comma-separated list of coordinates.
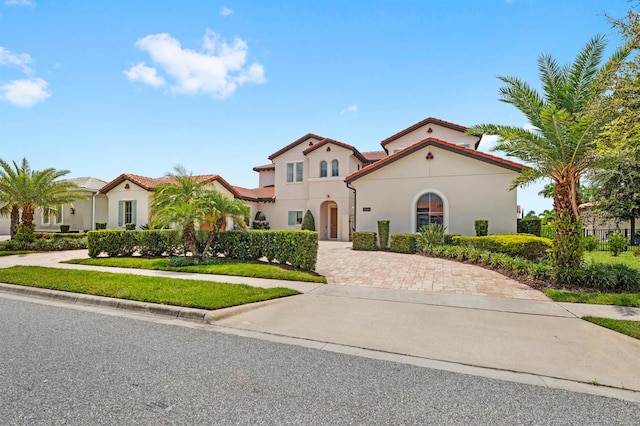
[583, 228, 638, 251]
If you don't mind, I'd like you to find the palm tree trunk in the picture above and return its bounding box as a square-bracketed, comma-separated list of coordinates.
[183, 223, 199, 260]
[21, 206, 34, 227]
[553, 179, 583, 268]
[10, 205, 19, 238]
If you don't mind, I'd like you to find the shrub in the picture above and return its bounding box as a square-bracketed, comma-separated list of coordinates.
[125, 223, 136, 231]
[14, 224, 36, 243]
[390, 234, 416, 254]
[377, 220, 390, 249]
[352, 232, 377, 251]
[608, 232, 628, 256]
[416, 224, 446, 253]
[583, 235, 599, 252]
[87, 230, 139, 257]
[474, 219, 488, 237]
[443, 234, 459, 245]
[517, 218, 541, 236]
[453, 234, 551, 261]
[0, 236, 87, 251]
[552, 216, 583, 268]
[634, 246, 640, 257]
[137, 230, 182, 257]
[95, 222, 107, 230]
[555, 263, 640, 292]
[252, 211, 270, 230]
[301, 210, 315, 231]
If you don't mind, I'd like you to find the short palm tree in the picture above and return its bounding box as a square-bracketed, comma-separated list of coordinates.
[0, 158, 84, 237]
[149, 166, 249, 260]
[468, 35, 629, 268]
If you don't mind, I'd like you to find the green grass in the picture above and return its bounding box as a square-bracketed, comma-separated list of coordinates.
[584, 251, 640, 270]
[0, 251, 36, 256]
[0, 266, 300, 310]
[64, 257, 326, 283]
[583, 316, 640, 340]
[545, 289, 640, 307]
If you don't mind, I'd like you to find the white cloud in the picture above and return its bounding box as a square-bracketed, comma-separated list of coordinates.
[124, 62, 165, 87]
[340, 104, 358, 115]
[4, 0, 35, 7]
[127, 29, 265, 98]
[220, 6, 233, 17]
[0, 46, 33, 74]
[1, 77, 50, 107]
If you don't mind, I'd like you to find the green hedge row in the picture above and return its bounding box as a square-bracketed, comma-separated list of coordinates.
[0, 236, 88, 252]
[352, 232, 377, 250]
[87, 229, 318, 271]
[390, 234, 417, 254]
[452, 234, 552, 261]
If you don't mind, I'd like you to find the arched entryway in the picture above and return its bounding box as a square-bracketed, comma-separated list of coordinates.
[319, 200, 338, 240]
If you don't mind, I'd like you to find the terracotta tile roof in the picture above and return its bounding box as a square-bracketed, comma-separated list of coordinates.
[345, 137, 529, 183]
[252, 163, 275, 172]
[302, 138, 369, 163]
[380, 117, 471, 148]
[361, 151, 387, 162]
[232, 185, 275, 202]
[268, 133, 325, 160]
[99, 173, 239, 196]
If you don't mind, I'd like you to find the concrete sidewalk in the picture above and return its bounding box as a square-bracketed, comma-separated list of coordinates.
[1, 249, 640, 402]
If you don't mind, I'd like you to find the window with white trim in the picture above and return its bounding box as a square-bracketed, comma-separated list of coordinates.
[42, 205, 63, 225]
[286, 161, 304, 182]
[416, 193, 444, 231]
[288, 210, 303, 226]
[118, 200, 137, 226]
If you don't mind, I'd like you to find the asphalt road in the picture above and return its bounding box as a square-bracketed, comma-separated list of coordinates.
[1, 297, 639, 425]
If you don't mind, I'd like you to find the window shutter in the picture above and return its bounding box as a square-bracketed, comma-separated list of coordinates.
[118, 201, 123, 226]
[288, 211, 295, 226]
[131, 200, 137, 224]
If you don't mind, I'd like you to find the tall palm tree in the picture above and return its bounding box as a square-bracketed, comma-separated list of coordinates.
[468, 35, 629, 268]
[0, 158, 84, 237]
[149, 166, 249, 259]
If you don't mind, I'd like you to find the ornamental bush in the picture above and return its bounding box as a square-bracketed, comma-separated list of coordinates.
[416, 224, 446, 253]
[301, 210, 316, 231]
[517, 218, 542, 236]
[352, 232, 377, 250]
[607, 232, 628, 256]
[474, 219, 488, 237]
[377, 220, 390, 249]
[453, 234, 551, 261]
[583, 235, 599, 252]
[390, 233, 416, 254]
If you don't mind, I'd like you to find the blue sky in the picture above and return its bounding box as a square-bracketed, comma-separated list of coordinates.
[0, 0, 630, 215]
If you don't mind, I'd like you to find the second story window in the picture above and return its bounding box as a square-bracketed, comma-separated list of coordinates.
[287, 161, 303, 182]
[331, 160, 339, 177]
[320, 161, 327, 177]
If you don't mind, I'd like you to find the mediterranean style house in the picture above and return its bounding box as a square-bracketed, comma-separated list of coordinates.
[0, 117, 528, 240]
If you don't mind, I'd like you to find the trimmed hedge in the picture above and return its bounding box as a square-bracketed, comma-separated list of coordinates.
[390, 234, 417, 254]
[452, 234, 552, 261]
[377, 220, 390, 249]
[352, 232, 377, 250]
[517, 218, 542, 237]
[0, 236, 87, 251]
[87, 229, 318, 271]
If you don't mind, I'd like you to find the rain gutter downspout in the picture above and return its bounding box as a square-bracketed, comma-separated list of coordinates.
[346, 180, 356, 240]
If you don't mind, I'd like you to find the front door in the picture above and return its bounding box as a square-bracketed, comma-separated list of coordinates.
[330, 206, 338, 239]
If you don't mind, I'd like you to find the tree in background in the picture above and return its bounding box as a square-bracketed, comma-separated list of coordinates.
[468, 35, 629, 268]
[0, 158, 83, 239]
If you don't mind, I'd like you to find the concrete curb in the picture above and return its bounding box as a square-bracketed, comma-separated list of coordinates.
[0, 283, 211, 321]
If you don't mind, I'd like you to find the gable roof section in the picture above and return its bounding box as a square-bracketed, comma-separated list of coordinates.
[99, 173, 239, 196]
[361, 151, 386, 162]
[66, 177, 107, 192]
[268, 133, 325, 160]
[302, 138, 369, 163]
[380, 117, 471, 149]
[345, 137, 529, 183]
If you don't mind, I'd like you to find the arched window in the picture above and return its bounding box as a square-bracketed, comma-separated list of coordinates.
[416, 193, 444, 231]
[331, 160, 339, 177]
[320, 161, 327, 177]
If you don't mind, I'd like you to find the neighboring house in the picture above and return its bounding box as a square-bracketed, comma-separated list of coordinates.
[94, 117, 528, 240]
[36, 177, 108, 233]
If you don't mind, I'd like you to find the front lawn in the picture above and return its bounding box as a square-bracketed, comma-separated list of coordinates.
[64, 257, 326, 283]
[583, 316, 640, 340]
[0, 266, 299, 310]
[545, 289, 640, 307]
[584, 251, 640, 270]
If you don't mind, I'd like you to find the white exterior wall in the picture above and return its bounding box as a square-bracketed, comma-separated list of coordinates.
[104, 181, 152, 229]
[352, 145, 519, 236]
[0, 216, 9, 235]
[384, 124, 479, 153]
[258, 169, 275, 188]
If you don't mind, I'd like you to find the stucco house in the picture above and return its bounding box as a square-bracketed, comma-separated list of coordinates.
[79, 116, 527, 241]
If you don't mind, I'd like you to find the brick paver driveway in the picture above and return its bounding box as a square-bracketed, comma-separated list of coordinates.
[316, 241, 548, 300]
